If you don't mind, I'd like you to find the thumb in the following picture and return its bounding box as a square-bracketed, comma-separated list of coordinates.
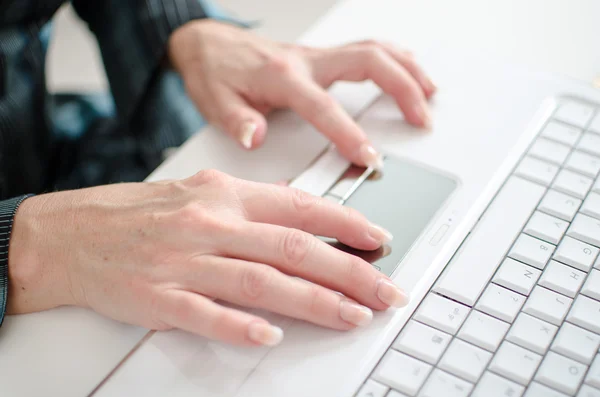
[210, 88, 268, 150]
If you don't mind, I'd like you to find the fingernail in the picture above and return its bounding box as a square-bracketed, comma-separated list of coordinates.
[414, 102, 432, 129]
[340, 300, 373, 326]
[240, 122, 257, 149]
[377, 279, 410, 308]
[368, 223, 393, 244]
[359, 143, 384, 170]
[248, 322, 284, 346]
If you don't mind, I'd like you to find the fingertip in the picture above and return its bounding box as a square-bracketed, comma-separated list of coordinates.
[238, 118, 267, 150]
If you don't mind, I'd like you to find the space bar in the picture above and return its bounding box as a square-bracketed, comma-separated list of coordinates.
[433, 176, 546, 306]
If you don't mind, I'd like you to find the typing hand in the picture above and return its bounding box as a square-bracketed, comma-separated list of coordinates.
[8, 171, 408, 346]
[168, 20, 435, 169]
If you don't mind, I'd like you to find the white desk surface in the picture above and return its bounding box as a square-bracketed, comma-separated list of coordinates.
[3, 1, 600, 396]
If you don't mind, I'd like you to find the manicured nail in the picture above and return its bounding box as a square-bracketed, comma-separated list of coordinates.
[240, 122, 257, 149]
[248, 322, 284, 346]
[359, 143, 384, 170]
[377, 279, 410, 308]
[414, 102, 432, 129]
[340, 300, 373, 326]
[369, 223, 394, 244]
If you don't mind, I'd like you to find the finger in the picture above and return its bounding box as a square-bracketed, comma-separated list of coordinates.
[184, 256, 373, 330]
[157, 289, 284, 347]
[223, 222, 409, 311]
[378, 43, 437, 98]
[282, 75, 384, 169]
[239, 182, 392, 250]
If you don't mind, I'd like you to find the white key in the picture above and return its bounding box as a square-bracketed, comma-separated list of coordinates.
[489, 341, 542, 385]
[539, 260, 586, 298]
[579, 384, 600, 397]
[356, 380, 389, 397]
[515, 156, 559, 186]
[434, 177, 545, 306]
[387, 392, 409, 397]
[457, 310, 510, 352]
[525, 382, 568, 397]
[553, 236, 599, 272]
[438, 339, 491, 383]
[475, 284, 525, 323]
[553, 169, 593, 199]
[539, 190, 582, 222]
[569, 214, 600, 247]
[373, 351, 432, 396]
[418, 369, 472, 397]
[566, 151, 600, 178]
[509, 234, 555, 270]
[535, 351, 587, 395]
[579, 133, 600, 157]
[529, 138, 571, 165]
[582, 269, 600, 301]
[591, 113, 600, 134]
[586, 355, 600, 389]
[493, 258, 541, 296]
[567, 295, 600, 334]
[524, 211, 569, 245]
[542, 120, 583, 146]
[471, 372, 524, 397]
[506, 313, 558, 354]
[413, 294, 469, 335]
[555, 101, 596, 128]
[552, 322, 600, 365]
[393, 321, 451, 365]
[582, 193, 600, 220]
[523, 286, 573, 326]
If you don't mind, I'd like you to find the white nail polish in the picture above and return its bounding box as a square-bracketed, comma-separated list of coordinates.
[248, 322, 284, 346]
[240, 122, 257, 149]
[359, 144, 384, 170]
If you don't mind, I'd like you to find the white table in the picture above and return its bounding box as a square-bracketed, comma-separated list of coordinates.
[2, 1, 599, 396]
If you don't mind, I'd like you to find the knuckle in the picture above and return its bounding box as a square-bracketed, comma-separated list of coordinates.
[307, 285, 325, 316]
[365, 46, 387, 66]
[290, 188, 318, 214]
[240, 265, 274, 301]
[360, 39, 382, 49]
[281, 229, 312, 269]
[347, 256, 370, 284]
[265, 55, 295, 77]
[190, 169, 228, 186]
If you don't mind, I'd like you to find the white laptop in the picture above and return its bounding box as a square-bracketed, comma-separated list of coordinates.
[84, 31, 600, 397]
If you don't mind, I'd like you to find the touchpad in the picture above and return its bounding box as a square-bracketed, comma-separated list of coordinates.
[323, 156, 457, 277]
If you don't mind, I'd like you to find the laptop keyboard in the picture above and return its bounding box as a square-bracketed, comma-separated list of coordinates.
[356, 98, 600, 397]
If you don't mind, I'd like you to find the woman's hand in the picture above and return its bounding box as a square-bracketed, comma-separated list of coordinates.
[8, 170, 407, 346]
[168, 20, 436, 170]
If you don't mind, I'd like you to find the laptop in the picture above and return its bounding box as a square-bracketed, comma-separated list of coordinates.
[89, 42, 600, 397]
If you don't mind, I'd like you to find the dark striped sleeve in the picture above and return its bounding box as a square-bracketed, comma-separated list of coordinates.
[0, 195, 33, 327]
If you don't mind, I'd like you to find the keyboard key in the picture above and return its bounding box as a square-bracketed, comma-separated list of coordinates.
[555, 101, 596, 128]
[538, 260, 586, 298]
[489, 341, 542, 385]
[582, 193, 600, 220]
[493, 258, 541, 296]
[541, 120, 582, 146]
[578, 384, 600, 397]
[356, 380, 388, 397]
[539, 190, 582, 222]
[413, 294, 469, 335]
[567, 295, 600, 334]
[579, 133, 600, 157]
[438, 339, 491, 383]
[586, 355, 600, 389]
[524, 211, 569, 245]
[515, 156, 559, 186]
[386, 392, 408, 397]
[393, 320, 451, 365]
[553, 169, 593, 199]
[525, 382, 568, 397]
[523, 286, 573, 326]
[566, 151, 600, 178]
[418, 369, 472, 397]
[569, 214, 600, 247]
[552, 322, 600, 365]
[535, 351, 587, 395]
[373, 351, 431, 396]
[434, 177, 545, 306]
[529, 138, 571, 165]
[471, 372, 524, 397]
[553, 236, 599, 272]
[591, 113, 600, 134]
[475, 284, 525, 323]
[457, 310, 510, 352]
[582, 269, 600, 300]
[506, 313, 558, 354]
[508, 234, 555, 270]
